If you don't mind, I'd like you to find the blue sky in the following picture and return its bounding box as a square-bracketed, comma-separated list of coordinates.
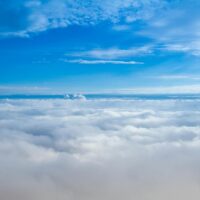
[1, 0, 200, 94]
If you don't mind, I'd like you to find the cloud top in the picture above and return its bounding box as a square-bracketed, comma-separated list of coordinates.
[0, 98, 200, 199]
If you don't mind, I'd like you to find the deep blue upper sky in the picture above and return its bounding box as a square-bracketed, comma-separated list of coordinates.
[1, 0, 200, 94]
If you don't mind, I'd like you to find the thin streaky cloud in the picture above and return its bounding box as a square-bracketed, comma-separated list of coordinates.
[107, 85, 200, 94]
[64, 59, 143, 65]
[112, 25, 131, 31]
[139, 0, 200, 57]
[157, 75, 200, 80]
[162, 42, 200, 56]
[66, 46, 153, 59]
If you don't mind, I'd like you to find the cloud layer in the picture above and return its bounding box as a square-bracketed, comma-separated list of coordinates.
[0, 98, 200, 199]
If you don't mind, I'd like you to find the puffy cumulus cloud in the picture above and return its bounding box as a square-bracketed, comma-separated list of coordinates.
[1, 98, 200, 199]
[0, 0, 166, 37]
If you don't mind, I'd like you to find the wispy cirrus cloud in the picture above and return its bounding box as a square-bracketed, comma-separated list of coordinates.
[1, 0, 200, 60]
[140, 0, 200, 57]
[157, 75, 200, 80]
[162, 42, 200, 57]
[112, 24, 131, 31]
[0, 85, 51, 94]
[64, 59, 143, 65]
[2, 84, 200, 95]
[0, 0, 165, 37]
[66, 46, 153, 60]
[111, 85, 200, 94]
[63, 46, 152, 65]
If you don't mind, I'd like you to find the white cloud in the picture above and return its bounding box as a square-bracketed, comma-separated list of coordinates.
[0, 86, 51, 94]
[112, 24, 131, 31]
[66, 46, 153, 59]
[157, 75, 200, 80]
[0, 98, 200, 199]
[64, 59, 143, 65]
[105, 85, 200, 94]
[139, 0, 200, 57]
[0, 0, 164, 37]
[2, 84, 200, 95]
[2, 0, 200, 60]
[163, 42, 200, 56]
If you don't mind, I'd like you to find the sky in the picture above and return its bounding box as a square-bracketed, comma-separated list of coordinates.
[1, 0, 200, 94]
